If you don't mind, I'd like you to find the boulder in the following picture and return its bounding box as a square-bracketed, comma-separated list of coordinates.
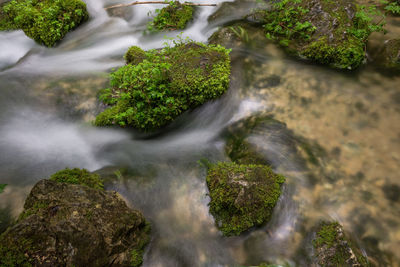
[206, 162, 285, 236]
[0, 175, 150, 266]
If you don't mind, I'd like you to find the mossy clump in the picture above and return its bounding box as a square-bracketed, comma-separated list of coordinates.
[263, 0, 385, 69]
[0, 184, 6, 194]
[313, 222, 369, 267]
[206, 162, 285, 236]
[147, 1, 194, 31]
[95, 41, 231, 131]
[125, 46, 146, 65]
[50, 168, 104, 190]
[0, 0, 89, 46]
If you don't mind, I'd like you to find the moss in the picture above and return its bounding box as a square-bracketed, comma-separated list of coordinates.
[313, 221, 341, 248]
[125, 46, 146, 65]
[50, 168, 104, 190]
[302, 36, 365, 69]
[147, 1, 194, 31]
[263, 0, 384, 69]
[313, 221, 369, 267]
[0, 238, 33, 267]
[17, 200, 49, 221]
[206, 162, 285, 236]
[95, 41, 231, 131]
[0, 0, 89, 47]
[130, 221, 151, 267]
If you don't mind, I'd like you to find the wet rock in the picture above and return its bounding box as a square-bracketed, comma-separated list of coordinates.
[208, 0, 259, 26]
[106, 6, 133, 21]
[381, 39, 400, 69]
[206, 162, 285, 236]
[0, 177, 150, 266]
[382, 183, 400, 202]
[313, 222, 369, 267]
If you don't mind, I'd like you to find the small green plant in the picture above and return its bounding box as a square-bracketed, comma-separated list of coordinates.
[229, 26, 249, 43]
[50, 168, 104, 190]
[147, 1, 194, 31]
[0, 0, 89, 46]
[382, 0, 400, 15]
[0, 184, 6, 194]
[95, 40, 231, 131]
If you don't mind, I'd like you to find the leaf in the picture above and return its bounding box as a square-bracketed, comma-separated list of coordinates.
[0, 184, 7, 193]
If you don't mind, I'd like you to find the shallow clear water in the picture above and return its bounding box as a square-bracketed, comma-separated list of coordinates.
[0, 0, 399, 266]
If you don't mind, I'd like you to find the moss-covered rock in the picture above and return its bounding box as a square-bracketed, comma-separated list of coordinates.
[206, 162, 285, 236]
[0, 178, 150, 266]
[125, 46, 146, 65]
[147, 1, 194, 31]
[0, 0, 89, 46]
[263, 0, 384, 69]
[313, 222, 369, 267]
[95, 41, 231, 131]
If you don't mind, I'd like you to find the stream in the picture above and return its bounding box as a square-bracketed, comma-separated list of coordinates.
[0, 0, 399, 266]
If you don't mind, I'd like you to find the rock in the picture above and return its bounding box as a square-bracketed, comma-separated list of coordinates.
[206, 162, 285, 236]
[95, 42, 231, 131]
[106, 6, 133, 21]
[0, 176, 150, 266]
[147, 1, 194, 31]
[313, 222, 369, 267]
[262, 0, 385, 69]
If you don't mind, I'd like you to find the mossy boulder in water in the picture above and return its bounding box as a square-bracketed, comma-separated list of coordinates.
[95, 42, 231, 131]
[263, 0, 384, 69]
[313, 222, 369, 267]
[206, 162, 285, 236]
[0, 0, 89, 46]
[147, 1, 194, 31]
[0, 169, 150, 266]
[381, 39, 400, 69]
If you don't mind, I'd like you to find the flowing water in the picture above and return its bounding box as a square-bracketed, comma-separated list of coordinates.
[0, 0, 399, 266]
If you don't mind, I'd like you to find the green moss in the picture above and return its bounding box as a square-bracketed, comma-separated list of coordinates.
[302, 36, 365, 69]
[206, 162, 285, 236]
[0, 238, 32, 267]
[50, 168, 104, 190]
[147, 1, 194, 31]
[130, 221, 151, 267]
[18, 200, 49, 221]
[263, 0, 385, 69]
[95, 41, 231, 131]
[313, 221, 340, 248]
[0, 0, 89, 46]
[125, 46, 146, 65]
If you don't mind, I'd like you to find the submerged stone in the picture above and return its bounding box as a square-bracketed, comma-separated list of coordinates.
[313, 221, 369, 267]
[95, 42, 231, 131]
[147, 1, 194, 31]
[206, 162, 285, 236]
[0, 174, 150, 266]
[0, 0, 89, 46]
